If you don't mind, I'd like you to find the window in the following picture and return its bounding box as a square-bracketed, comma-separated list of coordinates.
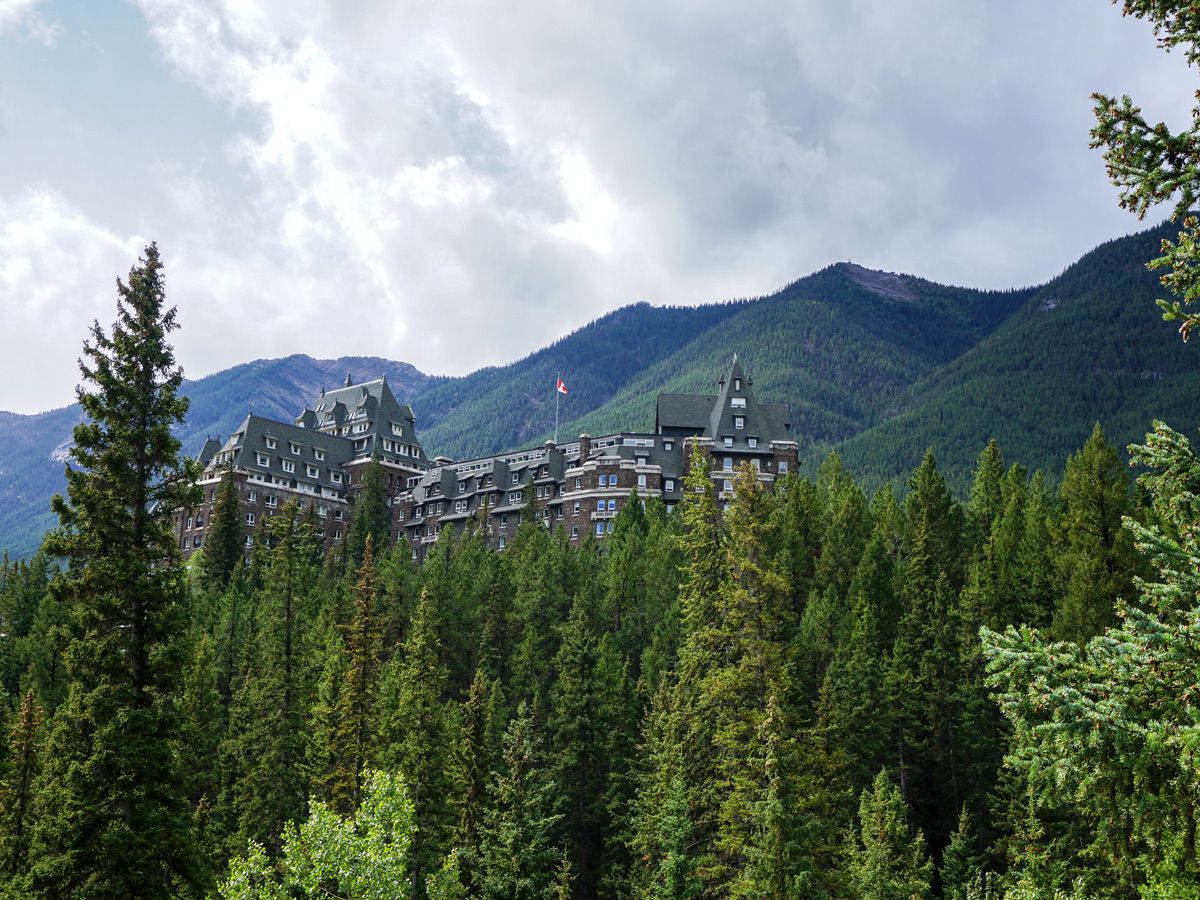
[571, 524, 578, 538]
[607, 498, 617, 511]
[606, 520, 614, 533]
[637, 473, 647, 488]
[598, 475, 605, 488]
[392, 422, 404, 436]
[731, 397, 746, 409]
[509, 491, 522, 505]
[779, 460, 789, 474]
[307, 465, 320, 478]
[498, 535, 507, 550]
[193, 534, 203, 547]
[753, 458, 761, 471]
[748, 437, 758, 448]
[331, 472, 343, 484]
[209, 488, 217, 502]
[289, 442, 301, 455]
[574, 477, 582, 489]
[572, 501, 580, 516]
[724, 457, 733, 471]
[664, 440, 674, 451]
[665, 479, 675, 492]
[723, 479, 733, 491]
[334, 509, 344, 521]
[396, 508, 404, 521]
[456, 499, 468, 513]
[266, 495, 278, 508]
[256, 453, 270, 467]
[186, 516, 193, 529]
[245, 536, 254, 548]
[282, 460, 296, 474]
[734, 416, 745, 430]
[265, 437, 277, 449]
[333, 529, 342, 540]
[596, 522, 605, 536]
[724, 436, 733, 448]
[501, 514, 508, 528]
[246, 512, 256, 526]
[314, 448, 325, 461]
[512, 473, 519, 485]
[734, 377, 741, 390]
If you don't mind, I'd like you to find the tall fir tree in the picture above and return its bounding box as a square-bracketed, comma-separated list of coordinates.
[29, 243, 205, 897]
[849, 769, 934, 900]
[0, 689, 41, 884]
[479, 702, 563, 899]
[378, 587, 458, 895]
[346, 454, 392, 569]
[1051, 423, 1137, 644]
[202, 468, 245, 591]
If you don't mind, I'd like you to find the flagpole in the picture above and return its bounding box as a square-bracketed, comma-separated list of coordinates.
[554, 371, 560, 444]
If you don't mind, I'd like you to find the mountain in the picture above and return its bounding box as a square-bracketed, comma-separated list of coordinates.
[837, 220, 1200, 492]
[0, 356, 435, 559]
[3, 219, 1196, 557]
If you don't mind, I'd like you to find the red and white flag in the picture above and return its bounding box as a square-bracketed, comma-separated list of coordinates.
[557, 376, 569, 395]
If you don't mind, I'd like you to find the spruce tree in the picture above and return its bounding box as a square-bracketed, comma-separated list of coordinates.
[30, 243, 205, 896]
[849, 769, 934, 900]
[202, 468, 245, 591]
[1051, 423, 1137, 644]
[347, 454, 392, 568]
[0, 689, 41, 883]
[479, 702, 563, 899]
[227, 500, 321, 852]
[328, 538, 384, 812]
[378, 587, 457, 894]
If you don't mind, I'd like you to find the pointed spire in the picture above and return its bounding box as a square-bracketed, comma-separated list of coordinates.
[345, 372, 353, 387]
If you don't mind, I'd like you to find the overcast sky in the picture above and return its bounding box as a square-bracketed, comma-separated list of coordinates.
[0, 0, 1194, 414]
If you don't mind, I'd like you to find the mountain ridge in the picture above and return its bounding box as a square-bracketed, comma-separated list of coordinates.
[1, 220, 1195, 557]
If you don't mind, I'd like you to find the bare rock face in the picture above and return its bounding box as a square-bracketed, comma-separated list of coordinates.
[841, 263, 918, 302]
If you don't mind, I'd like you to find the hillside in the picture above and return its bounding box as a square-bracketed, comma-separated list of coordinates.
[837, 220, 1200, 492]
[0, 355, 434, 559]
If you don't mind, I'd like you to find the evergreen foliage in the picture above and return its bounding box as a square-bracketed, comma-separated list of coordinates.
[27, 243, 205, 897]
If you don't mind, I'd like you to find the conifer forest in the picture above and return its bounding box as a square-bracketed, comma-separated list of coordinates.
[4, 1, 1200, 898]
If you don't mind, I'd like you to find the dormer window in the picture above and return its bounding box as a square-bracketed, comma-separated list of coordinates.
[734, 377, 741, 390]
[731, 397, 746, 409]
[289, 442, 301, 455]
[265, 437, 277, 450]
[724, 436, 733, 448]
[314, 449, 325, 461]
[734, 416, 745, 430]
[748, 437, 758, 448]
[256, 453, 270, 467]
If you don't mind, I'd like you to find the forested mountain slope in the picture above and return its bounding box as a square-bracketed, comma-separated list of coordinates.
[837, 220, 1200, 491]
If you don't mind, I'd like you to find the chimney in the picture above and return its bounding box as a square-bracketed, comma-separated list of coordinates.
[344, 372, 353, 387]
[578, 432, 591, 462]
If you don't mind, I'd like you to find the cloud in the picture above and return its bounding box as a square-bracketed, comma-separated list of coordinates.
[0, 189, 144, 409]
[0, 0, 60, 44]
[1, 0, 1195, 412]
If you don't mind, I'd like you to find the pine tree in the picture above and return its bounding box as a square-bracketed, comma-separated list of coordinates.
[1090, 0, 1200, 340]
[227, 500, 321, 852]
[202, 468, 245, 591]
[177, 633, 223, 885]
[346, 454, 392, 569]
[479, 702, 563, 899]
[1051, 423, 1137, 644]
[849, 769, 934, 900]
[379, 587, 457, 894]
[941, 807, 984, 900]
[0, 690, 41, 882]
[327, 538, 384, 812]
[452, 668, 505, 890]
[29, 243, 205, 897]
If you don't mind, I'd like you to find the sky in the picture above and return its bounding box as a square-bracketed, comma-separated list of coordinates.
[0, 0, 1195, 414]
